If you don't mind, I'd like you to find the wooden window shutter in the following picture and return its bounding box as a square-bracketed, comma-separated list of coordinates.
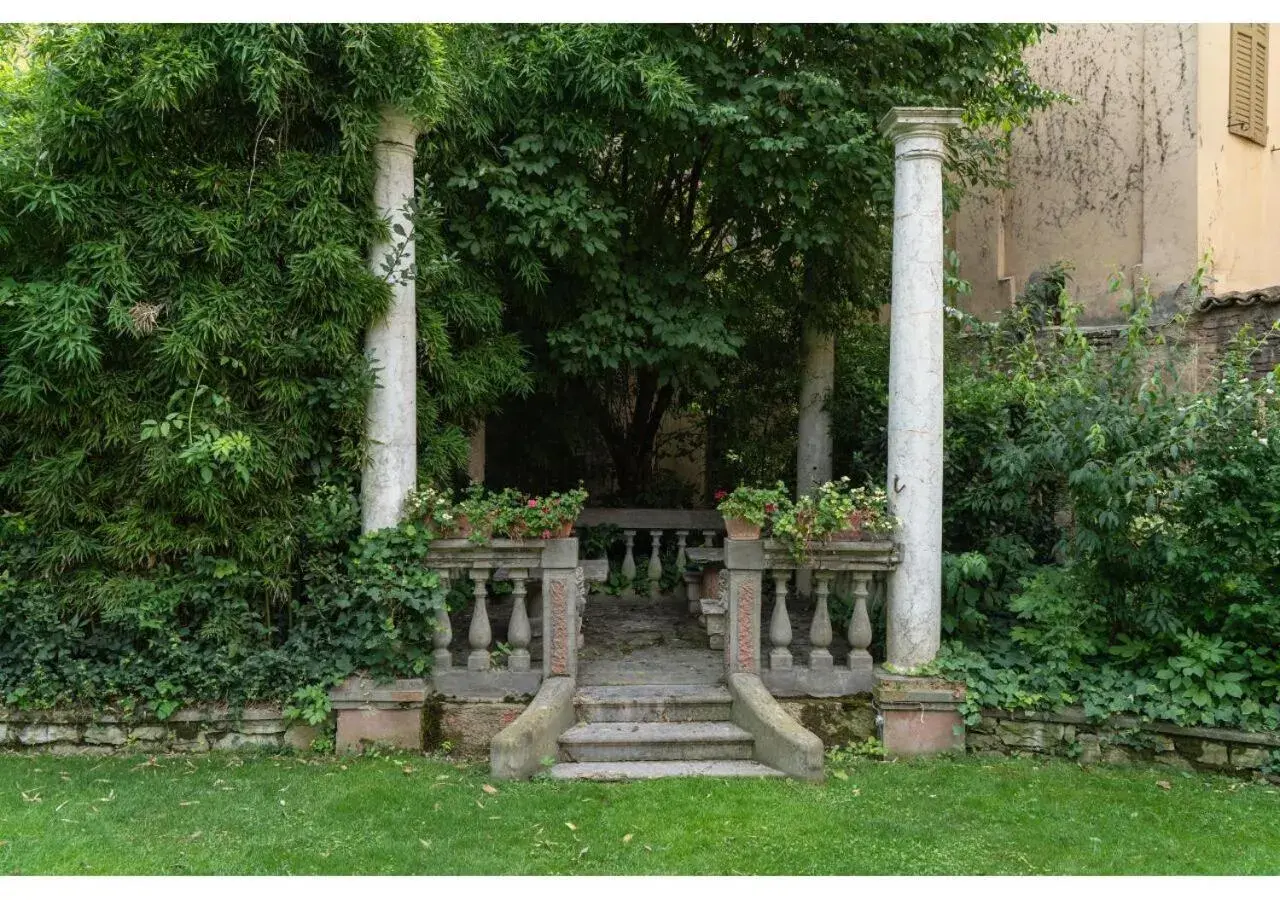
[1229, 23, 1269, 145]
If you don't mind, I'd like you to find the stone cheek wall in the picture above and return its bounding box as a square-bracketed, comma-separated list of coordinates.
[0, 705, 321, 755]
[968, 709, 1279, 774]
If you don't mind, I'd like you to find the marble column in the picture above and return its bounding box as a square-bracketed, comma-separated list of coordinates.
[879, 107, 963, 670]
[360, 107, 420, 533]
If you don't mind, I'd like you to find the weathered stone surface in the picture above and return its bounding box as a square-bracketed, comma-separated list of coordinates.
[236, 718, 288, 736]
[433, 699, 526, 758]
[1229, 746, 1271, 769]
[284, 724, 321, 751]
[129, 725, 167, 742]
[0, 723, 10, 745]
[1153, 752, 1195, 772]
[19, 724, 80, 745]
[1076, 732, 1101, 765]
[83, 725, 128, 746]
[967, 732, 1003, 752]
[997, 720, 1064, 751]
[780, 698, 876, 747]
[211, 731, 280, 751]
[1197, 741, 1230, 768]
[336, 707, 421, 753]
[1101, 745, 1131, 765]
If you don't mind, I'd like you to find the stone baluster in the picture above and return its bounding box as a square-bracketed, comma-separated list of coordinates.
[468, 567, 491, 671]
[769, 570, 793, 671]
[434, 571, 453, 671]
[701, 529, 717, 549]
[507, 569, 531, 672]
[847, 574, 874, 676]
[647, 529, 663, 598]
[809, 572, 833, 671]
[673, 530, 689, 605]
[621, 529, 637, 598]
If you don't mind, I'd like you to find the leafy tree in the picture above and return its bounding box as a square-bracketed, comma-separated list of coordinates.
[433, 24, 1057, 498]
[0, 24, 528, 706]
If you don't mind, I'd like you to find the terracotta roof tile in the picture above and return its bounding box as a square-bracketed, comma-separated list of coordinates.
[1196, 285, 1280, 312]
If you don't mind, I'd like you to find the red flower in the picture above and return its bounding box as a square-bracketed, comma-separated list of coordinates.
[527, 499, 538, 508]
[765, 503, 777, 513]
[714, 489, 728, 501]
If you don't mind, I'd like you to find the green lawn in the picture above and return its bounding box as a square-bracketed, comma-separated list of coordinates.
[0, 750, 1276, 875]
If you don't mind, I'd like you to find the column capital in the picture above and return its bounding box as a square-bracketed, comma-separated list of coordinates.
[878, 106, 964, 148]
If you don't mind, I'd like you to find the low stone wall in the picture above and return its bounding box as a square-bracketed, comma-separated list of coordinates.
[969, 708, 1280, 774]
[0, 705, 320, 755]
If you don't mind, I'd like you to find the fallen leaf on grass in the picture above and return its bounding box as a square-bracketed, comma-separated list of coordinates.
[622, 834, 633, 844]
[1156, 780, 1172, 791]
[402, 766, 415, 776]
[419, 839, 432, 850]
[565, 822, 577, 831]
[97, 790, 116, 803]
[482, 784, 498, 795]
[20, 791, 41, 804]
[578, 846, 589, 858]
[179, 800, 199, 807]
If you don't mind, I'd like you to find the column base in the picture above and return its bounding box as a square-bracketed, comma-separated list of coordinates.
[809, 649, 833, 671]
[769, 648, 793, 671]
[468, 650, 492, 672]
[507, 650, 531, 672]
[874, 669, 966, 757]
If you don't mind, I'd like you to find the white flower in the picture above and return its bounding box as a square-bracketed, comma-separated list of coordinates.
[1261, 438, 1270, 447]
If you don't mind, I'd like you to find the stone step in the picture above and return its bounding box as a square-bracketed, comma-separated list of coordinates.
[548, 760, 785, 781]
[574, 684, 733, 723]
[558, 721, 755, 763]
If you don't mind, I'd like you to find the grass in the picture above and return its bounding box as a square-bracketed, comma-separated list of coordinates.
[0, 750, 1277, 875]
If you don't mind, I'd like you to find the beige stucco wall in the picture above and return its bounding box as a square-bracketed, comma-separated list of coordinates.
[954, 23, 1279, 323]
[1197, 23, 1280, 294]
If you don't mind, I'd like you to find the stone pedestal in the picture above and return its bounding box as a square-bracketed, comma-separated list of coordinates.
[540, 538, 581, 678]
[330, 675, 427, 753]
[874, 670, 966, 757]
[723, 539, 764, 674]
[879, 106, 963, 669]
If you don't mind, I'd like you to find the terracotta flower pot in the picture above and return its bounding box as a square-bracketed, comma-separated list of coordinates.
[724, 517, 762, 540]
[830, 510, 869, 542]
[454, 514, 473, 539]
[554, 521, 574, 538]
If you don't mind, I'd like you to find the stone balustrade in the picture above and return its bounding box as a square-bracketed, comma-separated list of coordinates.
[425, 538, 606, 699]
[688, 538, 898, 697]
[576, 508, 724, 600]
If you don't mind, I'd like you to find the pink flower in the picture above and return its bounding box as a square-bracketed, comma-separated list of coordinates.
[715, 489, 728, 501]
[527, 499, 538, 508]
[541, 530, 551, 539]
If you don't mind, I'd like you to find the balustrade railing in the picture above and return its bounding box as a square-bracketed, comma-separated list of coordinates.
[425, 538, 605, 698]
[576, 508, 723, 600]
[687, 538, 898, 697]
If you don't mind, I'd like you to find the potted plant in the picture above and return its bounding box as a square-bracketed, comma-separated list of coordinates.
[406, 485, 458, 537]
[715, 482, 788, 540]
[521, 485, 588, 539]
[831, 484, 894, 540]
[771, 479, 896, 562]
[455, 484, 500, 543]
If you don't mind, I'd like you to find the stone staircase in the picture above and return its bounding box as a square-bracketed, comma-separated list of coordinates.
[548, 684, 787, 780]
